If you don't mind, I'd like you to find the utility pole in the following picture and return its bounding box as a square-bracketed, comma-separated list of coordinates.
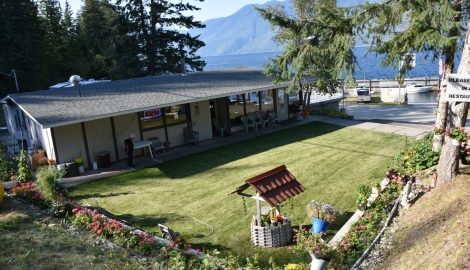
[0, 70, 19, 93]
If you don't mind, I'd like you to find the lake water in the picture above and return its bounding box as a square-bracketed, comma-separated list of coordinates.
[202, 46, 456, 79]
[201, 47, 446, 103]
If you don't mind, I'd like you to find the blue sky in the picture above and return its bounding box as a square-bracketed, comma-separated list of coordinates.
[61, 0, 285, 22]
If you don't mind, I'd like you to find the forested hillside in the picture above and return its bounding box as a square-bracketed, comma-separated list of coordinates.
[0, 0, 205, 95]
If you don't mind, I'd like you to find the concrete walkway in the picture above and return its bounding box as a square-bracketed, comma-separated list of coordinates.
[0, 113, 430, 187]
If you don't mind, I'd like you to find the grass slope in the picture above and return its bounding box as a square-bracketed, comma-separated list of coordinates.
[68, 122, 406, 266]
[378, 169, 470, 269]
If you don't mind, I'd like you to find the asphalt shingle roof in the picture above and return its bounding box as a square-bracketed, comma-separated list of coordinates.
[8, 67, 296, 128]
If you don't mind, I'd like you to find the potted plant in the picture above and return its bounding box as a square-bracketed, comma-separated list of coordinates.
[445, 127, 468, 146]
[431, 124, 445, 138]
[306, 200, 344, 234]
[356, 184, 371, 211]
[291, 225, 338, 270]
[371, 181, 381, 196]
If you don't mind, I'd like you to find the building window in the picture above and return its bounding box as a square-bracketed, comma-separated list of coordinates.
[260, 89, 275, 112]
[245, 91, 260, 113]
[229, 94, 244, 126]
[139, 104, 187, 130]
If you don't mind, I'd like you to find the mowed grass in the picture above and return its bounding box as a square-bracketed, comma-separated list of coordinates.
[68, 122, 406, 266]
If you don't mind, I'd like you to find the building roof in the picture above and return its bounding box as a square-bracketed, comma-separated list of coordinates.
[6, 67, 306, 128]
[229, 165, 306, 207]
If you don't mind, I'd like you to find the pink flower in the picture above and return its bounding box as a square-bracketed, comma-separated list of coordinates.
[72, 208, 79, 213]
[196, 249, 201, 254]
[138, 241, 144, 246]
[186, 243, 192, 248]
[171, 241, 177, 248]
[97, 230, 102, 235]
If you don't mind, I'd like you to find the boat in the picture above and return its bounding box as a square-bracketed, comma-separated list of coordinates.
[405, 82, 432, 93]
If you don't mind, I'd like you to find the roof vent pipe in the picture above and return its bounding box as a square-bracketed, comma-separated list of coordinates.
[70, 75, 82, 97]
[70, 75, 81, 86]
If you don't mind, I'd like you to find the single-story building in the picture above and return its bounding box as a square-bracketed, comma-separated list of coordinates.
[1, 67, 342, 169]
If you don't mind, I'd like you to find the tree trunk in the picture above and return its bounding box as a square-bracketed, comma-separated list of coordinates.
[436, 102, 468, 186]
[436, 16, 470, 187]
[433, 5, 461, 152]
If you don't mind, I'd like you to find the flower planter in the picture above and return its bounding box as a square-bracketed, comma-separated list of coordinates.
[433, 134, 444, 140]
[311, 218, 330, 235]
[310, 257, 329, 270]
[451, 138, 461, 146]
[251, 218, 291, 247]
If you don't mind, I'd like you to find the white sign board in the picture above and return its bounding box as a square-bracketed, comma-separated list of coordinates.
[446, 74, 470, 102]
[400, 53, 416, 68]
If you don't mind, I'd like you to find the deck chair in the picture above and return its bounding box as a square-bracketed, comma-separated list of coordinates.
[256, 111, 270, 129]
[248, 113, 262, 131]
[148, 137, 165, 155]
[268, 112, 281, 126]
[212, 118, 227, 137]
[240, 116, 255, 133]
[183, 126, 199, 146]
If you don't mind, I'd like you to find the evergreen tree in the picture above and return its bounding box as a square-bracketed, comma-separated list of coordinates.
[61, 0, 86, 80]
[0, 0, 44, 93]
[77, 0, 112, 79]
[113, 0, 206, 77]
[355, 0, 466, 186]
[256, 0, 358, 94]
[258, 0, 470, 186]
[38, 0, 67, 86]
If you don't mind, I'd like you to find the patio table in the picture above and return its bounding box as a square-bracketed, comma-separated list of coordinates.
[133, 141, 153, 159]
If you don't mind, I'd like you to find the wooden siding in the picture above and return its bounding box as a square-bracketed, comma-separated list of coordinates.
[113, 113, 141, 159]
[53, 123, 88, 167]
[84, 118, 117, 163]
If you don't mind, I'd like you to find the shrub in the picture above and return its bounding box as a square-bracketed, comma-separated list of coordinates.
[0, 142, 15, 182]
[392, 132, 439, 174]
[15, 150, 33, 183]
[35, 165, 68, 201]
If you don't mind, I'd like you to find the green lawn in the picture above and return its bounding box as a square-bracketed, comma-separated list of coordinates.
[68, 122, 407, 267]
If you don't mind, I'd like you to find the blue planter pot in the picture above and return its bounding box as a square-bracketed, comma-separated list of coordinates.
[311, 218, 331, 235]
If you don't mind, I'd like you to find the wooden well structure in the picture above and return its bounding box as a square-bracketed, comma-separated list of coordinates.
[229, 165, 306, 247]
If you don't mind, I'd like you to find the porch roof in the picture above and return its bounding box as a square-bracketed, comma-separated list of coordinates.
[6, 67, 314, 129]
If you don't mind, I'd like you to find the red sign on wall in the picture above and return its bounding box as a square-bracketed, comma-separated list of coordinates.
[143, 108, 162, 119]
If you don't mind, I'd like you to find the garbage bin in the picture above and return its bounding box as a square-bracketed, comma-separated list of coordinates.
[97, 151, 110, 168]
[66, 162, 79, 177]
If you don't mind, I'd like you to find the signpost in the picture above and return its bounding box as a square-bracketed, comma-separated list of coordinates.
[398, 53, 416, 104]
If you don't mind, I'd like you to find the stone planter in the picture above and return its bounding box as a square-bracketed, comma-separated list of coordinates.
[251, 219, 291, 247]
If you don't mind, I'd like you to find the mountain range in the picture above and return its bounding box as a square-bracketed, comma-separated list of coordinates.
[188, 0, 374, 57]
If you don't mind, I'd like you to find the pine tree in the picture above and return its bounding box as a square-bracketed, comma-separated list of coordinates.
[0, 0, 44, 93]
[113, 0, 206, 77]
[38, 0, 67, 86]
[256, 0, 357, 94]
